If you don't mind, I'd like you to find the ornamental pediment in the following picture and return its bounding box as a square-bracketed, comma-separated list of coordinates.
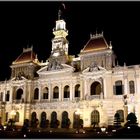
[82, 63, 106, 75]
[11, 76, 27, 81]
[37, 63, 75, 75]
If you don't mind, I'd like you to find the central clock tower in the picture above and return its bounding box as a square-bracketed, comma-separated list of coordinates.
[50, 10, 69, 64]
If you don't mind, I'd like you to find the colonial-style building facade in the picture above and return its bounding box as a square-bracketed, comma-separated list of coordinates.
[0, 13, 139, 128]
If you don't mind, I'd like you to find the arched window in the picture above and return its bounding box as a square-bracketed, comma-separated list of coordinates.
[6, 91, 10, 101]
[91, 110, 100, 126]
[51, 111, 57, 121]
[114, 80, 123, 95]
[61, 111, 70, 128]
[64, 85, 70, 98]
[31, 112, 37, 120]
[75, 84, 80, 97]
[116, 110, 124, 122]
[34, 88, 39, 100]
[15, 112, 19, 122]
[40, 112, 47, 128]
[90, 82, 101, 95]
[129, 81, 135, 94]
[16, 88, 23, 100]
[50, 111, 58, 128]
[31, 112, 38, 128]
[42, 87, 49, 99]
[53, 87, 59, 99]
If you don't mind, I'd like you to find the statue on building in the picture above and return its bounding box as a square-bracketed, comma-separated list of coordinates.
[89, 62, 100, 72]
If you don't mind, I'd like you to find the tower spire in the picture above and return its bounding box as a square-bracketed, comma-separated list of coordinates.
[58, 9, 62, 20]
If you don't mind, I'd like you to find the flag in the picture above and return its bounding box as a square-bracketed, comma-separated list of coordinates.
[62, 3, 66, 10]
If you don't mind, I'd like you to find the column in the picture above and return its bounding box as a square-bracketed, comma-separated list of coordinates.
[10, 87, 13, 103]
[80, 80, 83, 100]
[103, 78, 106, 99]
[135, 72, 139, 95]
[59, 84, 62, 101]
[84, 79, 89, 99]
[70, 82, 73, 101]
[39, 86, 41, 101]
[49, 81, 51, 101]
[28, 81, 32, 103]
[23, 82, 27, 103]
[124, 76, 128, 95]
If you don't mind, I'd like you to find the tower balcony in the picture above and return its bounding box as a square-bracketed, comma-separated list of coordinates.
[53, 28, 68, 33]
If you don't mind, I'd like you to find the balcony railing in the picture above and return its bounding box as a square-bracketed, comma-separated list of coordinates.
[31, 100, 40, 104]
[73, 97, 80, 102]
[50, 99, 59, 102]
[88, 95, 100, 100]
[63, 98, 70, 101]
[40, 99, 50, 103]
[13, 99, 24, 104]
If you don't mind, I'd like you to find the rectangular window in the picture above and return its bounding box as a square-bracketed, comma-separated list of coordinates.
[114, 81, 124, 95]
[129, 81, 135, 94]
[0, 92, 3, 101]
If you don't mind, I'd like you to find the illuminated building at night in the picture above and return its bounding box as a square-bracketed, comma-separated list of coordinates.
[0, 11, 139, 128]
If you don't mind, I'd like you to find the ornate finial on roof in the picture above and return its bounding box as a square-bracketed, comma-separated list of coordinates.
[31, 45, 33, 50]
[124, 62, 126, 67]
[90, 33, 92, 39]
[109, 41, 112, 49]
[58, 3, 66, 20]
[101, 30, 104, 36]
[35, 54, 38, 59]
[23, 45, 33, 53]
[92, 31, 104, 39]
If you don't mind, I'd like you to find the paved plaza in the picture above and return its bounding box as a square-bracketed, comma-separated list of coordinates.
[0, 127, 140, 138]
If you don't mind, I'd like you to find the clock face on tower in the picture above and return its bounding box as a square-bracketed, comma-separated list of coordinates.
[53, 52, 60, 57]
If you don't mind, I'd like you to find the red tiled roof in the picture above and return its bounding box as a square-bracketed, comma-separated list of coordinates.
[13, 48, 36, 64]
[81, 35, 108, 53]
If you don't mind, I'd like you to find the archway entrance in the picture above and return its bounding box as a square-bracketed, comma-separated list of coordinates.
[91, 110, 100, 127]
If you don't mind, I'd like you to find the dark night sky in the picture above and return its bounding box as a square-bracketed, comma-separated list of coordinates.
[0, 1, 140, 81]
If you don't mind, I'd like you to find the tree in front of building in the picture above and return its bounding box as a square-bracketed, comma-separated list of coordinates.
[125, 112, 137, 126]
[6, 119, 16, 131]
[31, 118, 39, 128]
[21, 119, 30, 132]
[0, 117, 4, 130]
[114, 112, 121, 128]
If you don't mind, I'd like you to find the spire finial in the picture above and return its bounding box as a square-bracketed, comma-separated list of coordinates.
[35, 54, 38, 59]
[90, 33, 92, 39]
[58, 9, 61, 20]
[124, 62, 126, 67]
[101, 30, 104, 36]
[109, 41, 112, 49]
